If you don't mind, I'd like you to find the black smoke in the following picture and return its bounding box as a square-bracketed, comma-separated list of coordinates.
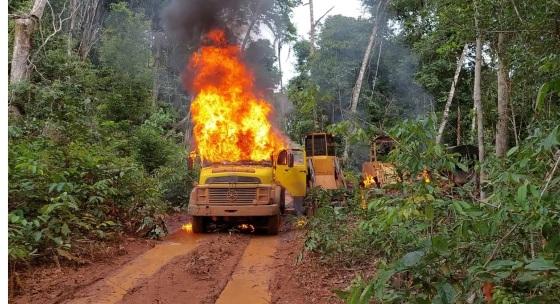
[161, 0, 250, 47]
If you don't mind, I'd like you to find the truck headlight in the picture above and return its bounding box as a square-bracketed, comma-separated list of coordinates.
[256, 188, 270, 203]
[197, 188, 208, 202]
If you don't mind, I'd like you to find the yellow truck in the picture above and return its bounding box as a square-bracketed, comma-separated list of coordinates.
[187, 148, 307, 234]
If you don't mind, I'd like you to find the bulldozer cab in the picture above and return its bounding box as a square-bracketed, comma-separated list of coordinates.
[370, 135, 395, 162]
[304, 132, 346, 190]
[305, 133, 336, 157]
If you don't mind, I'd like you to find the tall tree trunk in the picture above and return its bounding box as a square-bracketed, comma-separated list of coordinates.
[371, 39, 383, 92]
[77, 0, 103, 60]
[309, 0, 315, 55]
[456, 105, 462, 145]
[349, 0, 386, 113]
[278, 41, 283, 90]
[343, 0, 387, 160]
[474, 35, 486, 199]
[241, 1, 263, 51]
[152, 32, 162, 106]
[67, 0, 77, 56]
[436, 43, 468, 144]
[495, 33, 510, 157]
[10, 0, 48, 85]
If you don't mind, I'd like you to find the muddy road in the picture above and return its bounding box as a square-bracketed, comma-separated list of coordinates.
[13, 215, 363, 304]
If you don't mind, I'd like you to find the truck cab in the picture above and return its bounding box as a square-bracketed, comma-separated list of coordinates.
[187, 148, 307, 234]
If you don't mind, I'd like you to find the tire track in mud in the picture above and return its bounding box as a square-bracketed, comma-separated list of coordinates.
[64, 231, 207, 304]
[120, 233, 250, 304]
[215, 236, 280, 304]
[62, 228, 283, 304]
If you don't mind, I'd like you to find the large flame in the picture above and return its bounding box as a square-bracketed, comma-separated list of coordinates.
[185, 29, 285, 162]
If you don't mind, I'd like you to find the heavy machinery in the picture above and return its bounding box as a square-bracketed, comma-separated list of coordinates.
[187, 148, 307, 235]
[361, 135, 398, 188]
[304, 132, 346, 190]
[188, 133, 348, 234]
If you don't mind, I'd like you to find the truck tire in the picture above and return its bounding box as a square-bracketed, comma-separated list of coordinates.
[266, 215, 280, 235]
[191, 216, 206, 233]
[279, 188, 286, 214]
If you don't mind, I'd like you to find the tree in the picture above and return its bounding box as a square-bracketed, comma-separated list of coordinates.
[436, 44, 468, 144]
[9, 0, 47, 85]
[495, 34, 510, 157]
[349, 0, 387, 113]
[473, 4, 485, 199]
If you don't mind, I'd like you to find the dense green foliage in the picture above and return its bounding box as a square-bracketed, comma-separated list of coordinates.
[298, 1, 559, 302]
[306, 119, 560, 302]
[8, 3, 193, 264]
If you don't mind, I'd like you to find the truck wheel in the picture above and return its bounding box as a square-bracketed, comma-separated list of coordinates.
[191, 216, 206, 233]
[266, 215, 280, 235]
[279, 188, 286, 214]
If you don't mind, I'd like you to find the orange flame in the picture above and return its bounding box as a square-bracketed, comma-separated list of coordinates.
[185, 29, 285, 162]
[363, 175, 375, 188]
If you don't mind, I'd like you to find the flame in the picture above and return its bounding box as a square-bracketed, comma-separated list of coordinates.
[422, 169, 431, 184]
[182, 223, 193, 233]
[237, 223, 255, 233]
[363, 175, 375, 188]
[185, 29, 285, 162]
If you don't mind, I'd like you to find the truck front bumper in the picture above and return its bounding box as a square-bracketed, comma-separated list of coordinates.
[188, 204, 280, 217]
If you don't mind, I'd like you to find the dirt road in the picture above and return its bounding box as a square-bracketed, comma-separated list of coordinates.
[13, 216, 360, 304]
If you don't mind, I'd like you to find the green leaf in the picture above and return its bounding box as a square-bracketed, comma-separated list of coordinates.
[516, 183, 528, 204]
[524, 258, 558, 271]
[542, 126, 559, 150]
[399, 250, 425, 269]
[486, 260, 521, 271]
[431, 236, 449, 255]
[506, 146, 518, 157]
[434, 282, 457, 304]
[32, 231, 42, 242]
[516, 271, 539, 283]
[456, 163, 468, 172]
[374, 269, 396, 299]
[61, 223, 71, 236]
[535, 79, 560, 111]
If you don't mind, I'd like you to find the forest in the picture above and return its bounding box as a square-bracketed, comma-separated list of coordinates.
[7, 0, 560, 303]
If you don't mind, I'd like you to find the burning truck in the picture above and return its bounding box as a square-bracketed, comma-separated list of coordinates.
[184, 30, 306, 234]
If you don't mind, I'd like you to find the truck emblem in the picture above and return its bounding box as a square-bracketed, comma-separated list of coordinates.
[227, 189, 237, 201]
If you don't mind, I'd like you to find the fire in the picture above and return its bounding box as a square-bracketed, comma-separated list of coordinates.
[421, 169, 431, 184]
[363, 175, 375, 188]
[237, 223, 255, 233]
[185, 29, 285, 162]
[182, 223, 193, 233]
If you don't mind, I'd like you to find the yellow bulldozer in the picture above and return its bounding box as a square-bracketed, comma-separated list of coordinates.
[361, 135, 399, 188]
[304, 132, 346, 190]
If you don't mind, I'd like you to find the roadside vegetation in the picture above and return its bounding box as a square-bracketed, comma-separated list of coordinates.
[8, 2, 195, 266]
[305, 119, 559, 302]
[292, 0, 560, 302]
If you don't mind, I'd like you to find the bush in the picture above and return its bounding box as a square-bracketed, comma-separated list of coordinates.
[305, 119, 560, 303]
[8, 38, 187, 264]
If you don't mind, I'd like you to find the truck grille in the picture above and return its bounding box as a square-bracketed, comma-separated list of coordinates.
[208, 188, 257, 204]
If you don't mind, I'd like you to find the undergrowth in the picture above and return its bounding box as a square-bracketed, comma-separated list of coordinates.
[305, 119, 560, 303]
[8, 47, 195, 266]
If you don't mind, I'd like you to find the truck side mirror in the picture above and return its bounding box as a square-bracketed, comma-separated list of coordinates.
[288, 154, 294, 168]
